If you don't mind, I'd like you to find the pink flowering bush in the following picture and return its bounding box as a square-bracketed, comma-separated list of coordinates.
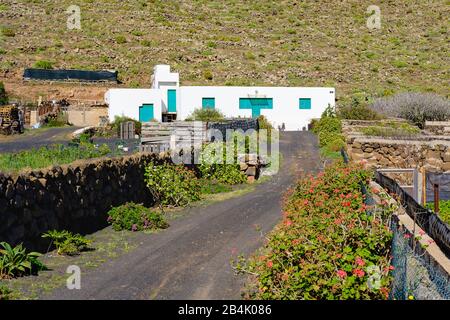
[238, 162, 394, 300]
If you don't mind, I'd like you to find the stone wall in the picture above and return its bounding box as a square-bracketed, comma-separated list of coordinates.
[424, 121, 450, 136]
[0, 152, 170, 251]
[347, 136, 450, 173]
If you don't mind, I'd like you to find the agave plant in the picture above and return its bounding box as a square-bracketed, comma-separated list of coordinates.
[0, 242, 46, 278]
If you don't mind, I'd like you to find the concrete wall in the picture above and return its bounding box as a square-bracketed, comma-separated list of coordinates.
[105, 89, 163, 122]
[67, 107, 108, 127]
[0, 153, 169, 251]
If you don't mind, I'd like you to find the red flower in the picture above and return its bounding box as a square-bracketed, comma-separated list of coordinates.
[337, 270, 347, 278]
[334, 218, 343, 225]
[404, 233, 411, 239]
[353, 269, 365, 278]
[355, 257, 365, 267]
[342, 201, 351, 207]
[284, 219, 293, 227]
[292, 239, 300, 245]
[266, 260, 273, 268]
[303, 200, 309, 206]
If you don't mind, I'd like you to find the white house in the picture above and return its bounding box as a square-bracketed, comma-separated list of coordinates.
[105, 65, 335, 130]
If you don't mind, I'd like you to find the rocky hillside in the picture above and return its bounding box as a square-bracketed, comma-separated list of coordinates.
[0, 0, 448, 103]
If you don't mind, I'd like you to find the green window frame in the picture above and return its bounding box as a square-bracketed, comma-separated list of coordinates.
[202, 97, 215, 109]
[299, 98, 312, 110]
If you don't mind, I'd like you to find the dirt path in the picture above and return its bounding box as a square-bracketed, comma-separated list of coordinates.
[45, 131, 322, 300]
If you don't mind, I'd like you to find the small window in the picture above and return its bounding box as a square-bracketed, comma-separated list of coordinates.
[299, 98, 311, 110]
[202, 97, 215, 109]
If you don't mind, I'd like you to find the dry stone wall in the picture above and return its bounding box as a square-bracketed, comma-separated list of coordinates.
[0, 152, 170, 251]
[347, 136, 450, 173]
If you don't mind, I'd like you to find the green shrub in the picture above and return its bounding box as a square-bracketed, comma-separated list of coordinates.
[145, 161, 201, 207]
[237, 162, 394, 300]
[115, 35, 127, 44]
[111, 115, 142, 136]
[107, 203, 169, 231]
[33, 60, 53, 69]
[0, 285, 12, 300]
[42, 230, 92, 256]
[0, 81, 7, 105]
[203, 70, 213, 80]
[186, 108, 225, 122]
[318, 131, 345, 150]
[1, 26, 15, 37]
[338, 104, 382, 120]
[361, 122, 420, 137]
[369, 93, 450, 129]
[0, 242, 46, 278]
[199, 142, 247, 185]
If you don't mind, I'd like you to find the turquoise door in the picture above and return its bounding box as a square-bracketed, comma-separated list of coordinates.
[239, 98, 273, 118]
[168, 89, 176, 113]
[139, 104, 154, 122]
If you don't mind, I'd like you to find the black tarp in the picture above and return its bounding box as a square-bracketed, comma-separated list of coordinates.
[23, 69, 118, 83]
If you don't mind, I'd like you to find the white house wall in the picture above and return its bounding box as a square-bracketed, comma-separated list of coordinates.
[179, 86, 335, 130]
[105, 89, 163, 122]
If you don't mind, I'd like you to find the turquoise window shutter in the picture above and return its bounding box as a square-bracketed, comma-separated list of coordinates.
[202, 97, 215, 109]
[239, 98, 273, 118]
[299, 98, 312, 110]
[139, 104, 154, 122]
[168, 89, 177, 112]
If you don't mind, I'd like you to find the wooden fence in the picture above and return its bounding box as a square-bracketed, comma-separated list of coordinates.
[140, 121, 207, 152]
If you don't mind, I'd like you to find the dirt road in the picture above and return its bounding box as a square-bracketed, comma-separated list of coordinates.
[45, 131, 322, 300]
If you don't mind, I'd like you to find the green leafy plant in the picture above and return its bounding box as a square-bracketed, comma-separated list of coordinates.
[107, 202, 169, 231]
[42, 230, 92, 256]
[145, 161, 201, 207]
[185, 108, 225, 122]
[0, 242, 46, 278]
[111, 115, 142, 136]
[33, 60, 53, 69]
[199, 142, 247, 185]
[236, 162, 394, 300]
[312, 105, 345, 157]
[115, 35, 127, 44]
[0, 285, 12, 300]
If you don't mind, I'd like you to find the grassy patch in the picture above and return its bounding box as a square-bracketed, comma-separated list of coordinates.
[360, 121, 421, 137]
[0, 143, 112, 173]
